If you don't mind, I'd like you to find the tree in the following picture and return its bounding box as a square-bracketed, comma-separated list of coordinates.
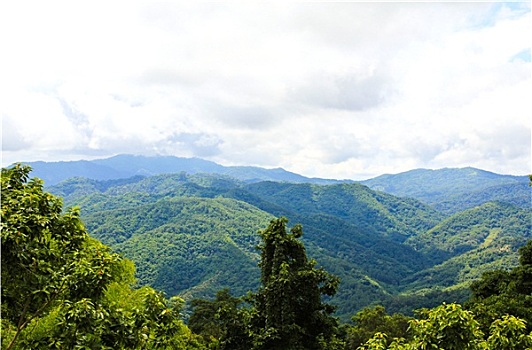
[251, 217, 342, 349]
[189, 288, 252, 349]
[408, 303, 484, 350]
[345, 306, 411, 349]
[1, 165, 204, 349]
[484, 315, 532, 350]
[1, 165, 123, 349]
[467, 239, 532, 332]
[359, 303, 532, 350]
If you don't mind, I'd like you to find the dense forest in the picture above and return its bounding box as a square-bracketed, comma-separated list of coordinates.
[2, 165, 531, 349]
[45, 166, 530, 320]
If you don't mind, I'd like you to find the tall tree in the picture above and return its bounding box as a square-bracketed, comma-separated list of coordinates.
[251, 217, 342, 349]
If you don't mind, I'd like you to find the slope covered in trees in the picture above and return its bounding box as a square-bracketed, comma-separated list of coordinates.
[45, 169, 530, 321]
[87, 197, 273, 299]
[349, 240, 532, 349]
[360, 167, 529, 214]
[3, 165, 531, 349]
[49, 175, 437, 319]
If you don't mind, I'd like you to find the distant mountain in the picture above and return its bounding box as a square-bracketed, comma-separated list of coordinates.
[21, 154, 345, 186]
[23, 156, 529, 214]
[433, 182, 531, 214]
[360, 167, 529, 214]
[21, 160, 131, 185]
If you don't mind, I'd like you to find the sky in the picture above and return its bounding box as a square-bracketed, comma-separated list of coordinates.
[1, 2, 530, 180]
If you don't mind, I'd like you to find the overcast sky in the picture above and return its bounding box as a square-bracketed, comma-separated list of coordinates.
[1, 2, 530, 180]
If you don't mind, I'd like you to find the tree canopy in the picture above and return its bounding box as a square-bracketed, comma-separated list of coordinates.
[251, 217, 342, 349]
[1, 165, 203, 349]
[2, 165, 531, 349]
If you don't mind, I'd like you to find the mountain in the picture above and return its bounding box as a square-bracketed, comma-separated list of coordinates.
[433, 182, 531, 214]
[47, 170, 530, 321]
[20, 159, 131, 185]
[24, 156, 529, 215]
[405, 201, 530, 286]
[22, 154, 345, 186]
[83, 196, 273, 299]
[360, 167, 529, 214]
[49, 173, 444, 318]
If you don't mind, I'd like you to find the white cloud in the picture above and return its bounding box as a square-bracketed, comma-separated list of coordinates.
[1, 2, 530, 179]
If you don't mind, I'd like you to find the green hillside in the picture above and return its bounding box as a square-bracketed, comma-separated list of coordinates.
[84, 197, 273, 299]
[406, 202, 530, 264]
[241, 181, 443, 240]
[379, 201, 531, 315]
[47, 171, 530, 321]
[434, 182, 531, 214]
[360, 167, 528, 213]
[5, 164, 532, 350]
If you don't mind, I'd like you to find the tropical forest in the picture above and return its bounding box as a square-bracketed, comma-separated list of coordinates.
[1, 156, 531, 349]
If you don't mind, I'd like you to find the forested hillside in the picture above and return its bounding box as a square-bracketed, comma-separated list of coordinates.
[29, 155, 529, 215]
[360, 167, 529, 214]
[47, 169, 531, 321]
[3, 165, 531, 349]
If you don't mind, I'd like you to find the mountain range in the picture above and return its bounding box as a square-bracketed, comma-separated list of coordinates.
[30, 154, 530, 321]
[23, 154, 345, 186]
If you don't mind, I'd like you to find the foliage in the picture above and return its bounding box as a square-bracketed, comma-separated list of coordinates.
[467, 239, 532, 332]
[1, 165, 203, 349]
[42, 168, 530, 321]
[358, 304, 532, 350]
[189, 289, 252, 349]
[345, 306, 412, 349]
[484, 315, 532, 350]
[251, 217, 342, 349]
[409, 303, 484, 350]
[1, 165, 119, 348]
[3, 164, 532, 349]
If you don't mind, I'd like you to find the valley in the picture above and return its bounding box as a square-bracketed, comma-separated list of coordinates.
[40, 155, 531, 321]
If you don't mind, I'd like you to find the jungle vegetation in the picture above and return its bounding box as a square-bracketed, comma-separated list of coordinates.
[2, 165, 531, 349]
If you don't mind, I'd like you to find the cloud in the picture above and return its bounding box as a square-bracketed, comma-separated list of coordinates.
[158, 132, 222, 158]
[1, 2, 530, 178]
[1, 116, 30, 152]
[290, 70, 390, 111]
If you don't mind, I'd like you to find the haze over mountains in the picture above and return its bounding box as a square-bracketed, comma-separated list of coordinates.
[23, 154, 528, 185]
[22, 154, 529, 215]
[23, 154, 346, 186]
[20, 154, 529, 321]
